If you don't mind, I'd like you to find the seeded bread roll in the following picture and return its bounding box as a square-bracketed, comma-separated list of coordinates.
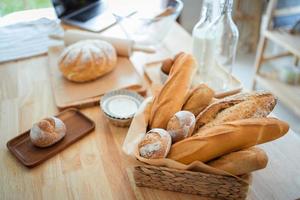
[138, 128, 172, 159]
[207, 147, 268, 175]
[167, 111, 195, 143]
[182, 84, 214, 116]
[149, 53, 197, 129]
[195, 91, 276, 134]
[168, 117, 289, 164]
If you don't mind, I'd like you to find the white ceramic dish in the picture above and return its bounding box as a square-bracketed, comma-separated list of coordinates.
[100, 89, 144, 127]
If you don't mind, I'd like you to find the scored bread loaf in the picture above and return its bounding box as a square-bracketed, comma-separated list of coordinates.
[138, 129, 172, 159]
[149, 53, 197, 129]
[30, 117, 66, 147]
[166, 111, 196, 143]
[207, 147, 268, 175]
[195, 91, 276, 134]
[167, 117, 289, 164]
[182, 84, 214, 116]
[58, 40, 117, 82]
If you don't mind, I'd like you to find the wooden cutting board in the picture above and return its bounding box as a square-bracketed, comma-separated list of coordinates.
[48, 45, 145, 110]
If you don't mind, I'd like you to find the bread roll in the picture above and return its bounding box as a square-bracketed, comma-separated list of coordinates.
[149, 53, 197, 129]
[195, 91, 276, 133]
[161, 52, 187, 75]
[138, 128, 172, 159]
[161, 58, 173, 75]
[182, 84, 214, 116]
[58, 40, 117, 82]
[207, 147, 268, 175]
[167, 111, 195, 143]
[167, 117, 289, 164]
[30, 117, 66, 147]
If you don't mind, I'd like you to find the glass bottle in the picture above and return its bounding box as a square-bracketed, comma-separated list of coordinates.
[192, 0, 215, 84]
[206, 0, 239, 91]
[203, 0, 239, 91]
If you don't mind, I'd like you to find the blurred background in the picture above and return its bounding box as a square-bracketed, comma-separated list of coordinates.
[0, 0, 50, 16]
[1, 0, 300, 133]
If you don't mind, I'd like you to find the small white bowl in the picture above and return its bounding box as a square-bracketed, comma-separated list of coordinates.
[100, 89, 144, 127]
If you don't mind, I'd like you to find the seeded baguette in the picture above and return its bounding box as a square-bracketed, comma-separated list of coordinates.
[195, 91, 276, 133]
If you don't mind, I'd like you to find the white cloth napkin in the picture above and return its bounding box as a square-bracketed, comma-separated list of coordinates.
[0, 18, 63, 63]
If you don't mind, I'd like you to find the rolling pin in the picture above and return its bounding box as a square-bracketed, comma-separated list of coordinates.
[51, 29, 155, 57]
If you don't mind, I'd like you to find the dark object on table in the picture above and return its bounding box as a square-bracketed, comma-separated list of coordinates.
[52, 0, 134, 32]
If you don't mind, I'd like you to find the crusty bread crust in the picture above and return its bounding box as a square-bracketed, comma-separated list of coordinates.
[195, 91, 276, 134]
[207, 147, 268, 175]
[58, 40, 117, 82]
[167, 111, 196, 143]
[149, 53, 197, 129]
[30, 117, 66, 147]
[138, 128, 172, 159]
[168, 117, 289, 164]
[182, 84, 214, 116]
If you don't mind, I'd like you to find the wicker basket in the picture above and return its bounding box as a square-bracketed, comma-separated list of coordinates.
[124, 98, 251, 199]
[133, 165, 250, 200]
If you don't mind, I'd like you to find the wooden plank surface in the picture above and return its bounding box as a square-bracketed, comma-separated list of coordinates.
[1, 8, 300, 200]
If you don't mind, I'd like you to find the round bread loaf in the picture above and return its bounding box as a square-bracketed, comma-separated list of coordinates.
[58, 40, 117, 82]
[138, 128, 171, 159]
[167, 111, 195, 143]
[30, 117, 66, 147]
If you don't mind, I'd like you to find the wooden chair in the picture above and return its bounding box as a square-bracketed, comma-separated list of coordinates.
[252, 0, 300, 117]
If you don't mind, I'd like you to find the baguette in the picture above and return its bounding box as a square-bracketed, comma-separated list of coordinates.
[182, 84, 214, 116]
[195, 91, 276, 133]
[167, 117, 289, 164]
[149, 53, 197, 129]
[207, 147, 268, 175]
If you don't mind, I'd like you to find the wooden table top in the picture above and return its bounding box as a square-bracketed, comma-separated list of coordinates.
[1, 7, 300, 200]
